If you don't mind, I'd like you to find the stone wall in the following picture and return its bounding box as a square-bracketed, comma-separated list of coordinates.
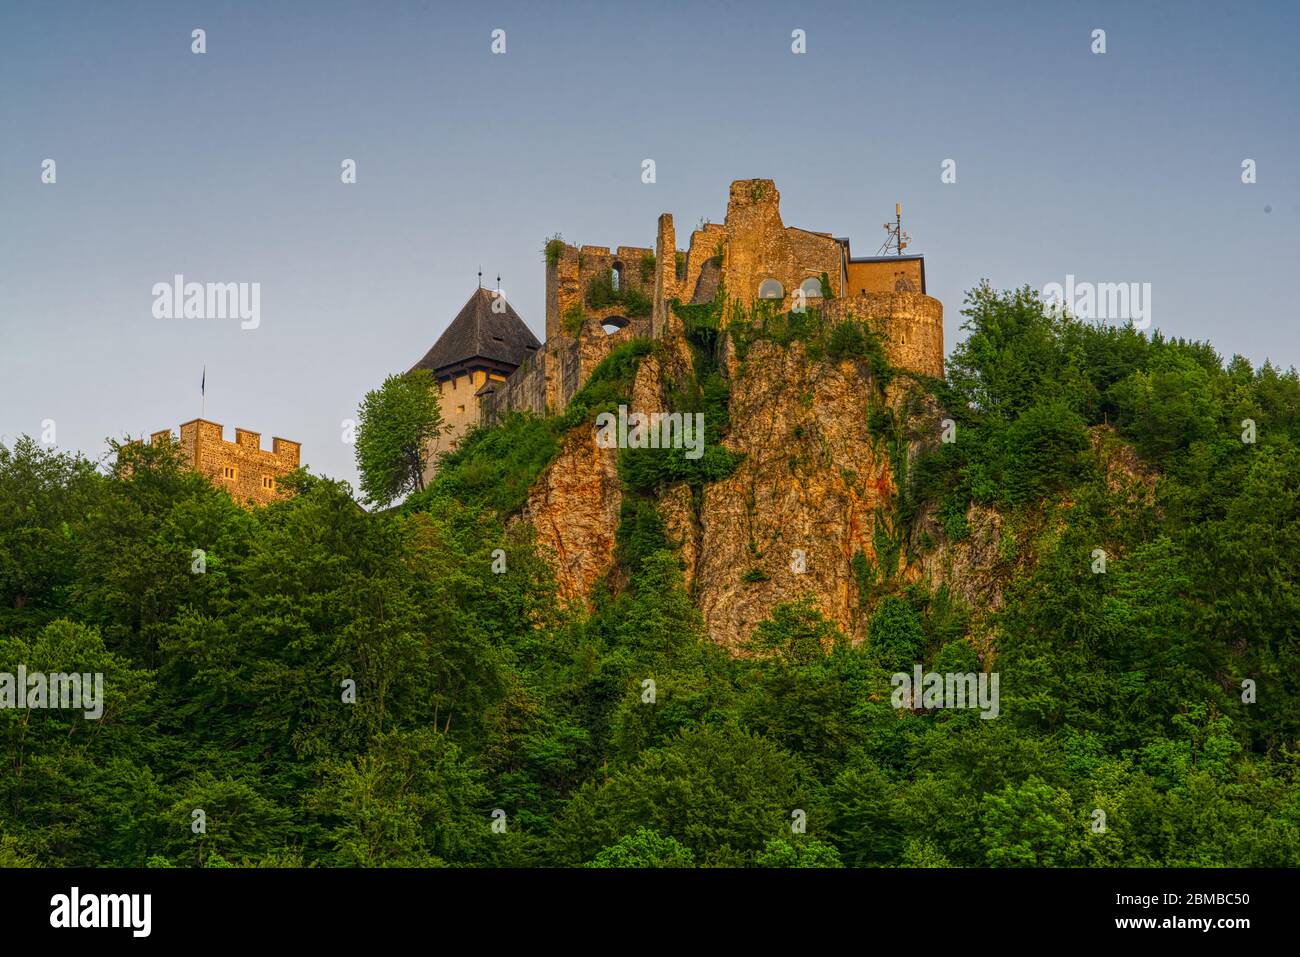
[440, 370, 500, 441]
[681, 223, 727, 306]
[479, 315, 652, 425]
[820, 292, 944, 380]
[845, 258, 924, 296]
[479, 346, 552, 426]
[651, 213, 680, 339]
[545, 242, 655, 343]
[486, 178, 942, 432]
[160, 419, 300, 505]
[713, 179, 843, 311]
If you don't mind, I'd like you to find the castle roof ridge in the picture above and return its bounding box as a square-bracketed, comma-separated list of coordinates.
[411, 286, 541, 377]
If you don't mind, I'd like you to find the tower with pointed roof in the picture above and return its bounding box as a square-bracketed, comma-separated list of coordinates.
[410, 286, 541, 481]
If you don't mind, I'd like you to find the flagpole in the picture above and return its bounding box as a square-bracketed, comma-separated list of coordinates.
[201, 365, 206, 420]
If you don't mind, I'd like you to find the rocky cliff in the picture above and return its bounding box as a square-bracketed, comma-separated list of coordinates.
[519, 322, 993, 652]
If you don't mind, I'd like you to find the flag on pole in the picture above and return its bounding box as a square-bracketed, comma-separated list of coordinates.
[201, 366, 205, 396]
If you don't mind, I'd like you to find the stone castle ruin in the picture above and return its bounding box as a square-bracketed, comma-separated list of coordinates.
[411, 179, 944, 478]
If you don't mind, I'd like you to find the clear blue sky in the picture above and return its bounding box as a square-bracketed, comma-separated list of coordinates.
[2, 0, 1296, 487]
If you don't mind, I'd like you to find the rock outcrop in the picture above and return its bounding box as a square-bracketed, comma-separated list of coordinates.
[522, 427, 621, 605]
[519, 325, 958, 650]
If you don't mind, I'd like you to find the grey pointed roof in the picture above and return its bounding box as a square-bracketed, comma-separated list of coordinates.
[410, 288, 541, 375]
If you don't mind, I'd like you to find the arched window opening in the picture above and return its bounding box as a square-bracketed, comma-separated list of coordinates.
[602, 315, 629, 336]
[799, 276, 825, 300]
[758, 278, 784, 300]
[611, 263, 623, 292]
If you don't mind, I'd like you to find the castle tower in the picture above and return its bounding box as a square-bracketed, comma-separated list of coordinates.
[146, 419, 301, 506]
[409, 287, 541, 481]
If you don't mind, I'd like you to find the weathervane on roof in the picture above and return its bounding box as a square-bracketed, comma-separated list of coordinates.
[877, 203, 911, 256]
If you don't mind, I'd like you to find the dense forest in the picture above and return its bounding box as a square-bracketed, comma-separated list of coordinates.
[2, 284, 1298, 868]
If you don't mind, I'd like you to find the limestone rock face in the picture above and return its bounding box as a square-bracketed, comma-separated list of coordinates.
[904, 501, 1009, 616]
[522, 427, 621, 605]
[685, 339, 901, 650]
[520, 331, 958, 651]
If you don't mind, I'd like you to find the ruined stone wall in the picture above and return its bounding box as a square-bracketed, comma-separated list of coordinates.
[699, 179, 843, 313]
[682, 223, 727, 306]
[785, 227, 844, 298]
[544, 314, 651, 416]
[652, 213, 680, 338]
[497, 179, 940, 435]
[483, 343, 553, 421]
[546, 242, 655, 343]
[480, 343, 558, 426]
[820, 292, 944, 379]
[574, 314, 651, 396]
[479, 315, 652, 426]
[546, 247, 579, 343]
[165, 419, 300, 506]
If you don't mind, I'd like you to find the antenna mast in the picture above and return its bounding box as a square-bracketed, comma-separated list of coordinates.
[877, 202, 911, 256]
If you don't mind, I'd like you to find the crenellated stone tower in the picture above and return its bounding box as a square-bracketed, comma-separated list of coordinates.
[143, 419, 301, 506]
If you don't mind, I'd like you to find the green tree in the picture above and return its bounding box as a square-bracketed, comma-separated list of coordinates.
[755, 836, 843, 868]
[585, 828, 695, 868]
[980, 776, 1076, 867]
[355, 370, 445, 506]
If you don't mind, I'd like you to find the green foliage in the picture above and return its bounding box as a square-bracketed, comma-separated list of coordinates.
[747, 598, 846, 664]
[851, 550, 875, 603]
[726, 301, 891, 388]
[543, 234, 566, 268]
[756, 836, 844, 868]
[559, 338, 656, 430]
[561, 301, 585, 336]
[826, 321, 890, 383]
[585, 270, 651, 318]
[415, 412, 559, 516]
[867, 595, 926, 669]
[585, 827, 694, 868]
[4, 276, 1300, 870]
[556, 724, 812, 866]
[311, 729, 488, 866]
[615, 300, 743, 492]
[615, 497, 669, 577]
[354, 369, 445, 507]
[0, 437, 104, 634]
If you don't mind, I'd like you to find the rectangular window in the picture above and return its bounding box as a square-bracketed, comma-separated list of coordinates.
[262, 476, 275, 490]
[222, 466, 237, 480]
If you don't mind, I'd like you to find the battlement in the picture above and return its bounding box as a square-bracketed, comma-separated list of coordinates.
[148, 418, 300, 505]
